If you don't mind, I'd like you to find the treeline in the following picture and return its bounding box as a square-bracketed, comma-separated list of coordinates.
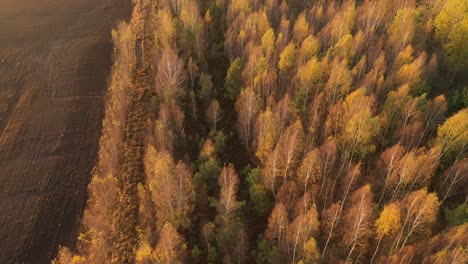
[54, 0, 466, 263]
[54, 18, 136, 263]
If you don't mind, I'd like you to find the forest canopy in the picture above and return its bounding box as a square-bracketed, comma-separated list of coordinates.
[54, 0, 467, 263]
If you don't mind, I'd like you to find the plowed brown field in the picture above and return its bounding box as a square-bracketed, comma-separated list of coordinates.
[0, 1, 130, 263]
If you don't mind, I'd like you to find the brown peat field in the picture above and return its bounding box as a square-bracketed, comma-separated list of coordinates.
[0, 1, 130, 263]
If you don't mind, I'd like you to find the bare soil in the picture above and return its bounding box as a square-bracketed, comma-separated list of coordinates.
[0, 1, 130, 263]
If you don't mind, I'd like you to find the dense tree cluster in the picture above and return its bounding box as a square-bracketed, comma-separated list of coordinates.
[54, 0, 467, 263]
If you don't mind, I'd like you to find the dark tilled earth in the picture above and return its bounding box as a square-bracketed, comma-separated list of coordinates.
[0, 1, 129, 263]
